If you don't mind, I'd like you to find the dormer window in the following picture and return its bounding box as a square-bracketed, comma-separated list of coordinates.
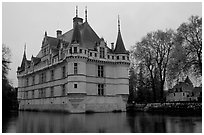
[99, 47, 105, 58]
[74, 47, 77, 53]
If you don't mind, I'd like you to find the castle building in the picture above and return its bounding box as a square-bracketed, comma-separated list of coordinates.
[17, 7, 130, 113]
[166, 76, 202, 102]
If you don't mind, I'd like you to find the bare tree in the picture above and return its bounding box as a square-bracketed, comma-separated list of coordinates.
[132, 29, 175, 102]
[177, 15, 202, 76]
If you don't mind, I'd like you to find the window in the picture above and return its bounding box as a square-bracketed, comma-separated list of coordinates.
[117, 56, 119, 60]
[42, 88, 46, 98]
[50, 87, 54, 97]
[39, 73, 42, 84]
[39, 88, 46, 98]
[174, 93, 175, 96]
[62, 84, 66, 96]
[26, 78, 29, 86]
[98, 65, 104, 77]
[122, 56, 125, 60]
[32, 90, 34, 99]
[32, 76, 35, 85]
[112, 56, 114, 59]
[74, 47, 77, 53]
[24, 91, 28, 99]
[44, 73, 46, 83]
[74, 63, 78, 74]
[74, 84, 77, 88]
[79, 49, 82, 53]
[51, 70, 54, 81]
[180, 88, 182, 92]
[85, 50, 87, 54]
[40, 72, 46, 83]
[95, 53, 97, 57]
[183, 93, 185, 96]
[38, 89, 41, 98]
[107, 55, 110, 59]
[100, 47, 105, 58]
[127, 56, 129, 60]
[98, 84, 104, 96]
[90, 52, 92, 57]
[62, 66, 66, 78]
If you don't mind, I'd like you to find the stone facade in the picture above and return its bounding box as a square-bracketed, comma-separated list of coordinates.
[17, 8, 130, 113]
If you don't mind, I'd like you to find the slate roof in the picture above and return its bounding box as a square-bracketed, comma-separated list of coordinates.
[60, 22, 100, 49]
[114, 30, 128, 54]
[20, 52, 27, 69]
[46, 36, 60, 50]
[32, 56, 41, 65]
[184, 76, 193, 86]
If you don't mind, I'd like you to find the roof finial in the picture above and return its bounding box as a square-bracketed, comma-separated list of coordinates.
[76, 5, 78, 17]
[45, 31, 47, 36]
[85, 6, 87, 22]
[118, 15, 120, 32]
[24, 43, 26, 53]
[23, 43, 27, 59]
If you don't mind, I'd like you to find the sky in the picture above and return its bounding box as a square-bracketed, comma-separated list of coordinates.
[2, 2, 202, 87]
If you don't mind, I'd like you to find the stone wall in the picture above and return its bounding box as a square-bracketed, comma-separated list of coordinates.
[19, 95, 128, 113]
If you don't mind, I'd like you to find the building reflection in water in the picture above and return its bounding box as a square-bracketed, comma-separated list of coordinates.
[6, 111, 201, 133]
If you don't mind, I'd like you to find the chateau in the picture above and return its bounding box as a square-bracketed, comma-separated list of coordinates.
[17, 7, 130, 113]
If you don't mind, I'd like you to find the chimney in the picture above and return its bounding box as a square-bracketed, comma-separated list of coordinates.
[73, 17, 83, 28]
[111, 42, 114, 50]
[56, 30, 62, 38]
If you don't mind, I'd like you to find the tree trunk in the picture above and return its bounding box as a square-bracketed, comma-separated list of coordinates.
[160, 80, 165, 102]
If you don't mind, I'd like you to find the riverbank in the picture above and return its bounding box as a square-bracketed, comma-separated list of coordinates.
[126, 102, 202, 115]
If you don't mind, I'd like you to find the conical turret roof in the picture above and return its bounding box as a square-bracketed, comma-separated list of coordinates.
[19, 49, 27, 71]
[114, 30, 127, 54]
[114, 16, 127, 54]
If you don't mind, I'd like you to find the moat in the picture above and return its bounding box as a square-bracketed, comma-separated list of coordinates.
[3, 111, 202, 133]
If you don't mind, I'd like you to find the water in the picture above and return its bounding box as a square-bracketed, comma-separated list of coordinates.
[2, 111, 202, 133]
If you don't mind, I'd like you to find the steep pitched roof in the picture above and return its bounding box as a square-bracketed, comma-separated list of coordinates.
[19, 51, 27, 71]
[46, 36, 60, 50]
[114, 30, 127, 54]
[184, 76, 193, 86]
[80, 22, 100, 49]
[36, 50, 42, 58]
[60, 22, 100, 49]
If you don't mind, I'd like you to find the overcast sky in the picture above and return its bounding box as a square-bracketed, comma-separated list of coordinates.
[2, 2, 202, 87]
